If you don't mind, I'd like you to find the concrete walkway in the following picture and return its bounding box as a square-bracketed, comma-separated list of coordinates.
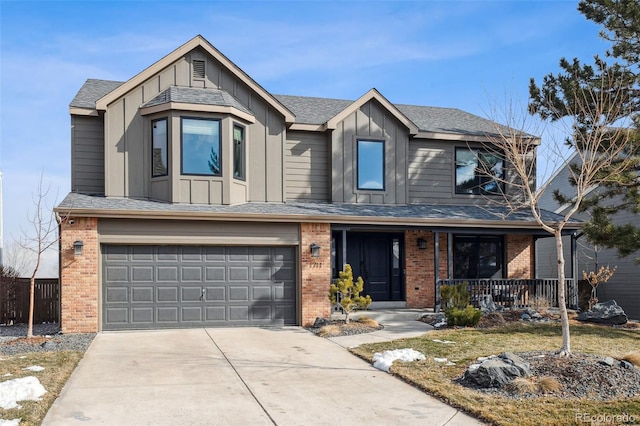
[43, 327, 482, 426]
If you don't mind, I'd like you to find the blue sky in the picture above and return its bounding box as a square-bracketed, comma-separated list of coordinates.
[0, 0, 608, 275]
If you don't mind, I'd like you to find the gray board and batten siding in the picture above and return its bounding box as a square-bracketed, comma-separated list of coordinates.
[331, 100, 409, 204]
[99, 47, 286, 205]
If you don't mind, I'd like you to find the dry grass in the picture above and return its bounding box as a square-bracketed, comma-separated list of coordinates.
[622, 351, 640, 367]
[505, 377, 538, 394]
[0, 350, 84, 425]
[537, 376, 561, 393]
[351, 322, 640, 426]
[530, 296, 550, 315]
[356, 317, 379, 327]
[318, 324, 342, 337]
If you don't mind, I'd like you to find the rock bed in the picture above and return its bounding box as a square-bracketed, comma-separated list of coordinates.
[461, 351, 640, 400]
[0, 323, 95, 355]
[306, 320, 384, 337]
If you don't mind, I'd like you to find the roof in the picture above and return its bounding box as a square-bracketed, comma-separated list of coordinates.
[56, 193, 581, 232]
[142, 86, 253, 115]
[70, 79, 123, 109]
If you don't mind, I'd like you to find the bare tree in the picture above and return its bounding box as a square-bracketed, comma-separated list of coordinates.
[18, 175, 59, 338]
[484, 72, 634, 355]
[3, 241, 36, 277]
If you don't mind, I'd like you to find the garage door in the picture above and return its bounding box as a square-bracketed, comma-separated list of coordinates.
[102, 245, 296, 330]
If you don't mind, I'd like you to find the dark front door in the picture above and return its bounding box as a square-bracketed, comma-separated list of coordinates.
[345, 233, 403, 301]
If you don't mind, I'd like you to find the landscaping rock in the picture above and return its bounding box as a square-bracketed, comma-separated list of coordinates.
[598, 356, 615, 367]
[620, 360, 634, 370]
[40, 341, 58, 350]
[464, 352, 531, 388]
[577, 300, 628, 325]
[479, 295, 498, 313]
[521, 313, 531, 321]
[313, 317, 330, 328]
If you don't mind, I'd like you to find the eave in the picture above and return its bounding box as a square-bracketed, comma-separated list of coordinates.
[140, 102, 256, 123]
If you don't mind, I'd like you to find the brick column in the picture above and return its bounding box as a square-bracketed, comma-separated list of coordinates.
[300, 223, 331, 326]
[506, 234, 534, 279]
[405, 230, 448, 308]
[60, 217, 99, 333]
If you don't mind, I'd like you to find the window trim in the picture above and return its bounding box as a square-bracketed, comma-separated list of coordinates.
[356, 139, 386, 191]
[454, 147, 505, 195]
[232, 123, 246, 181]
[180, 117, 222, 177]
[151, 117, 168, 178]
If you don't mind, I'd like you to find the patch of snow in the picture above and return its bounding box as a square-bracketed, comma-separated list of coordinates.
[372, 349, 425, 373]
[2, 374, 11, 377]
[0, 376, 47, 410]
[434, 357, 448, 363]
[432, 339, 455, 344]
[18, 357, 25, 359]
[477, 355, 496, 363]
[446, 361, 456, 366]
[0, 419, 21, 426]
[467, 363, 481, 372]
[433, 320, 447, 328]
[23, 366, 45, 372]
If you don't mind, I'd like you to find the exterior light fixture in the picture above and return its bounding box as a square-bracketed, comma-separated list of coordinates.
[417, 238, 427, 250]
[73, 240, 84, 257]
[310, 243, 321, 258]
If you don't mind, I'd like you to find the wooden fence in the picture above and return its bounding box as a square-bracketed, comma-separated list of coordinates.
[0, 277, 60, 325]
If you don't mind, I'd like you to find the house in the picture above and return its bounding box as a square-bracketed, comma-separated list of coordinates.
[55, 35, 580, 333]
[536, 153, 640, 320]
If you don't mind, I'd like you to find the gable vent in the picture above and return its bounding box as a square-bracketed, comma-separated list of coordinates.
[192, 60, 205, 79]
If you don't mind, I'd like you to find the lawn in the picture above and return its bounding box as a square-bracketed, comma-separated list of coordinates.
[0, 350, 84, 425]
[350, 322, 640, 426]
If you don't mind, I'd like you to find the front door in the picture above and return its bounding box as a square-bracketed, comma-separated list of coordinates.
[342, 232, 404, 301]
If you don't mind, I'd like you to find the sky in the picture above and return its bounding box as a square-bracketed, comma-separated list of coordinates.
[0, 0, 610, 276]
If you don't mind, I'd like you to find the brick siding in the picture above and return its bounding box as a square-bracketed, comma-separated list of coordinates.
[299, 223, 331, 326]
[60, 217, 99, 333]
[506, 234, 534, 279]
[405, 230, 448, 308]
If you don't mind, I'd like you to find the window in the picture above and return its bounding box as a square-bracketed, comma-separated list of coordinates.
[233, 124, 245, 180]
[181, 118, 221, 176]
[455, 147, 504, 195]
[151, 118, 168, 177]
[357, 139, 385, 190]
[453, 235, 503, 279]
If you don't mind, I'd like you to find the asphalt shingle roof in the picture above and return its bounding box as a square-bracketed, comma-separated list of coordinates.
[70, 79, 123, 109]
[70, 79, 518, 137]
[57, 193, 579, 230]
[143, 86, 253, 115]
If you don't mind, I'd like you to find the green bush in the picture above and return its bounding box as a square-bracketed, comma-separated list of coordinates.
[444, 305, 483, 327]
[440, 282, 471, 310]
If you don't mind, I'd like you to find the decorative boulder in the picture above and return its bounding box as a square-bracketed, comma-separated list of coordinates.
[465, 352, 531, 388]
[313, 317, 331, 328]
[577, 300, 628, 325]
[479, 295, 498, 313]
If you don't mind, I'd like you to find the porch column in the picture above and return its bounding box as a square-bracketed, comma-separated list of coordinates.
[300, 223, 332, 327]
[570, 232, 579, 309]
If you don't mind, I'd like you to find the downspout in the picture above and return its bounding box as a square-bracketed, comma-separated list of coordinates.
[434, 231, 440, 312]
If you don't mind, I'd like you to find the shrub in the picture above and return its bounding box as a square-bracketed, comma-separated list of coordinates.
[356, 317, 379, 328]
[530, 296, 550, 315]
[329, 264, 372, 323]
[440, 282, 470, 310]
[444, 305, 482, 327]
[318, 324, 342, 337]
[622, 351, 640, 367]
[537, 376, 561, 393]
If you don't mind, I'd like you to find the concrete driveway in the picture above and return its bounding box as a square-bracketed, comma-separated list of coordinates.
[43, 327, 482, 425]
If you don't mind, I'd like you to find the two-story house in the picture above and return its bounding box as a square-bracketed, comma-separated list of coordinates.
[56, 35, 580, 333]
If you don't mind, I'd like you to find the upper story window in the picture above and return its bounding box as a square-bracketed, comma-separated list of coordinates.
[151, 118, 168, 177]
[357, 139, 385, 190]
[233, 124, 245, 180]
[455, 147, 504, 195]
[181, 117, 221, 176]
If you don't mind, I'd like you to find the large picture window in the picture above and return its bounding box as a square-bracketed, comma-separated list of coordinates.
[357, 139, 385, 190]
[233, 124, 245, 180]
[453, 235, 503, 279]
[151, 118, 168, 177]
[455, 147, 504, 195]
[181, 118, 221, 176]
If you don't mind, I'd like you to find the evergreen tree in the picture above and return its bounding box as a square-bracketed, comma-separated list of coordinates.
[530, 0, 640, 261]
